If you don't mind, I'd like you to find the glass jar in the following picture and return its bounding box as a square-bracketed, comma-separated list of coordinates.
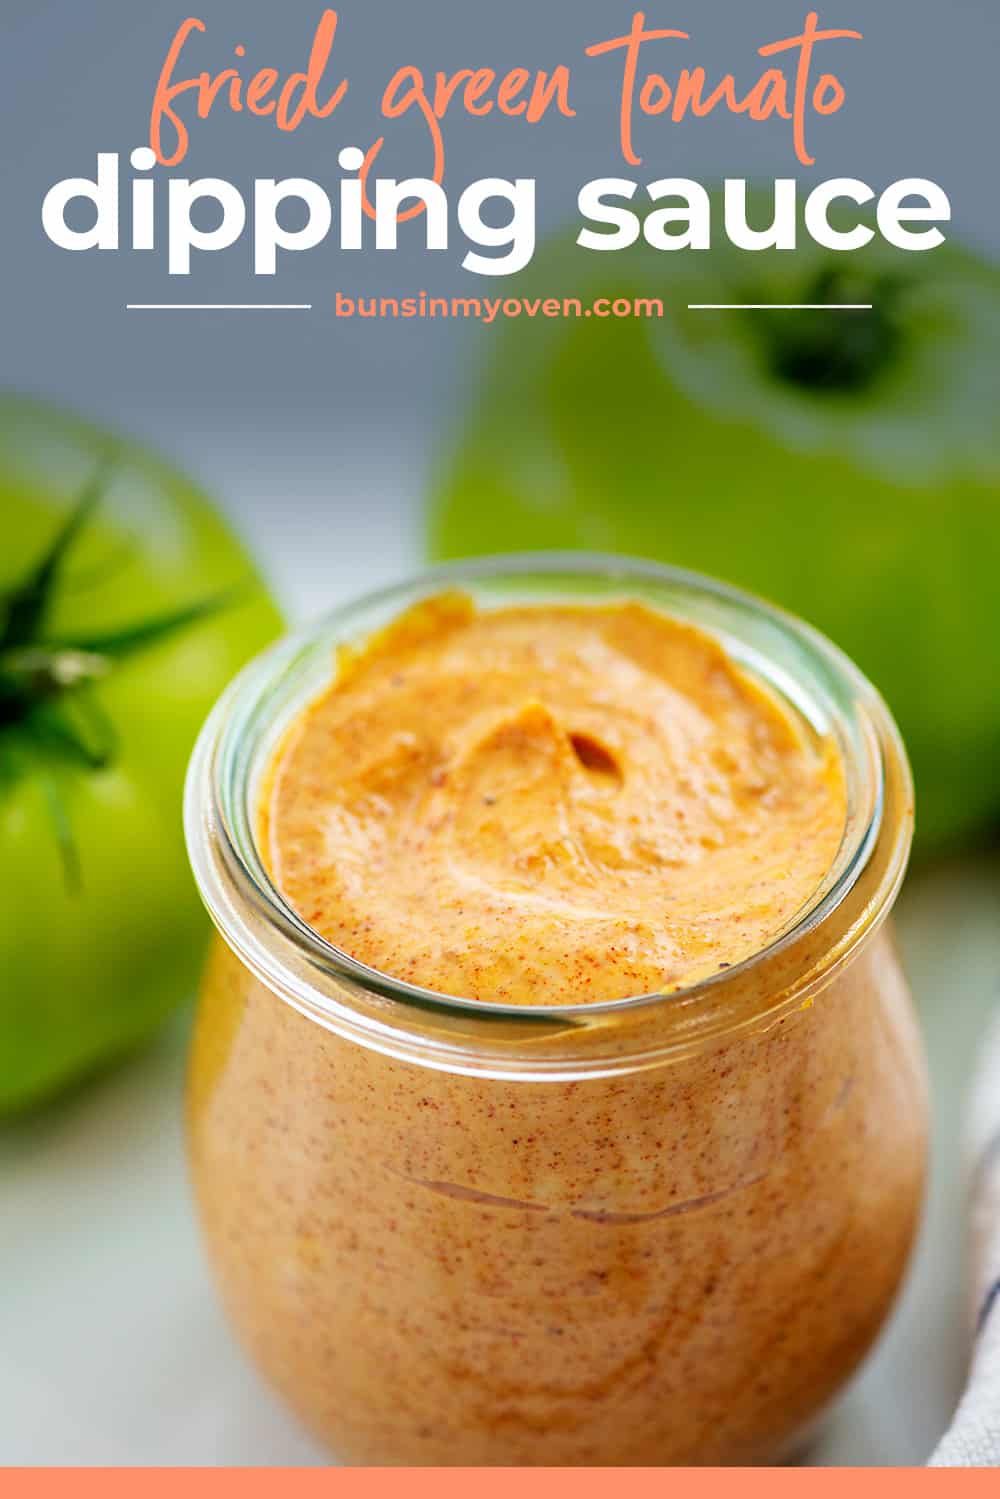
[184, 555, 927, 1467]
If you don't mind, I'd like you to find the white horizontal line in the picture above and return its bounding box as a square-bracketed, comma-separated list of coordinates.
[126, 303, 313, 310]
[688, 303, 873, 311]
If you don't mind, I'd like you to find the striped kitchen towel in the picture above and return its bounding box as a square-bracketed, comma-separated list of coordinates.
[929, 1013, 1000, 1466]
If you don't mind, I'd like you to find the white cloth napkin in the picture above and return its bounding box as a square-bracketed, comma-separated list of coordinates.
[929, 1014, 1000, 1466]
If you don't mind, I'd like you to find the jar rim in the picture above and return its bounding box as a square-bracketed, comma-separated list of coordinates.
[184, 552, 913, 1074]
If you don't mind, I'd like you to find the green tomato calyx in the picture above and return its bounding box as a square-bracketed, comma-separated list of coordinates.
[746, 267, 907, 394]
[0, 458, 240, 885]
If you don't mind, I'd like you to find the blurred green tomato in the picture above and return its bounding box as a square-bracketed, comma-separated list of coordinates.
[430, 229, 1000, 853]
[0, 397, 282, 1114]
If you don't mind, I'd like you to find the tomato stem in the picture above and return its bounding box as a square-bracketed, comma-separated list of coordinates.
[0, 463, 243, 888]
[746, 267, 908, 394]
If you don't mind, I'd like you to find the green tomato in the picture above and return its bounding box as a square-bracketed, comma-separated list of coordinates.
[429, 226, 1000, 854]
[0, 396, 282, 1115]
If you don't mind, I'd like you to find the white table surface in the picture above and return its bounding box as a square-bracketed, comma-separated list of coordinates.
[2, 453, 998, 1466]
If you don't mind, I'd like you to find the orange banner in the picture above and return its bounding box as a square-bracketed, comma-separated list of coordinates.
[2, 1470, 996, 1490]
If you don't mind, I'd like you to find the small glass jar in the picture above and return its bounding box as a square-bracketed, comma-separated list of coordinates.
[184, 555, 927, 1467]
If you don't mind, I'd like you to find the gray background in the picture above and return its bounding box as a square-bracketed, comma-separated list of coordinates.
[2, 0, 998, 602]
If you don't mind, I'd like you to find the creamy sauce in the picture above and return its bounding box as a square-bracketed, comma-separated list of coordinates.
[264, 594, 846, 1004]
